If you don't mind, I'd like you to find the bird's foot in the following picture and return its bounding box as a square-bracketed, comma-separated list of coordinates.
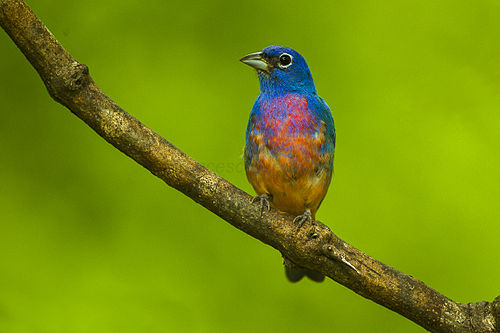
[251, 194, 272, 216]
[293, 209, 312, 227]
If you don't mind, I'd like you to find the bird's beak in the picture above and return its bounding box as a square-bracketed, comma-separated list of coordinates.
[240, 52, 270, 72]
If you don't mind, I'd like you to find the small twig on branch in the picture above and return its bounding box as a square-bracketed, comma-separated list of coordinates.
[0, 1, 498, 332]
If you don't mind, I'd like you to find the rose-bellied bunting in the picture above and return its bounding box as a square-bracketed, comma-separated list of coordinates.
[240, 46, 335, 282]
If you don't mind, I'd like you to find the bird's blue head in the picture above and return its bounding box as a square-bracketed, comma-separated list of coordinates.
[240, 46, 316, 94]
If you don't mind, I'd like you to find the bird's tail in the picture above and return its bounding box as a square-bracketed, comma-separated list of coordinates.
[283, 256, 325, 283]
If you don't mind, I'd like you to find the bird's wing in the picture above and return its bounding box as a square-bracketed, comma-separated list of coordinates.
[310, 95, 335, 148]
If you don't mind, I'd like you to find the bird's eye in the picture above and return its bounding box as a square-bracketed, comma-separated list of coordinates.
[278, 53, 293, 68]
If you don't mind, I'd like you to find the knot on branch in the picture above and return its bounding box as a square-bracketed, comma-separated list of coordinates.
[294, 220, 333, 254]
[307, 220, 332, 242]
[66, 62, 90, 91]
[47, 61, 90, 102]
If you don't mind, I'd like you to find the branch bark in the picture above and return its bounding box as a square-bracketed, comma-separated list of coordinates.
[1, 1, 498, 332]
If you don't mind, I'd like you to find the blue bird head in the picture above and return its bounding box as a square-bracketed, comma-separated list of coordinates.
[240, 46, 316, 94]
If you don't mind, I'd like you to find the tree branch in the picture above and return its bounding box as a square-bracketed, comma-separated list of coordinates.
[1, 1, 498, 332]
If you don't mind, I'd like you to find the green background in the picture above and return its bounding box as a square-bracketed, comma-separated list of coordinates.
[1, 0, 499, 332]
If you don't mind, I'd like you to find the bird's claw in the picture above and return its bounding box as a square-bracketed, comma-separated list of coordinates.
[293, 209, 312, 227]
[251, 194, 271, 216]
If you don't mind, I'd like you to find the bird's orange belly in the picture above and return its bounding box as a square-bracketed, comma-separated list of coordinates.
[245, 146, 331, 218]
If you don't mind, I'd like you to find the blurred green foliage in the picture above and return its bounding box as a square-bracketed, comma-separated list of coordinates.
[1, 0, 500, 332]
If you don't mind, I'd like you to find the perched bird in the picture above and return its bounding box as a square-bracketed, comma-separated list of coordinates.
[240, 46, 335, 282]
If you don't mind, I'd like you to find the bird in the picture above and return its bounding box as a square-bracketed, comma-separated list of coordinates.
[240, 46, 335, 282]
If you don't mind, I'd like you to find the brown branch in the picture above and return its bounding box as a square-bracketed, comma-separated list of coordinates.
[1, 1, 498, 332]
